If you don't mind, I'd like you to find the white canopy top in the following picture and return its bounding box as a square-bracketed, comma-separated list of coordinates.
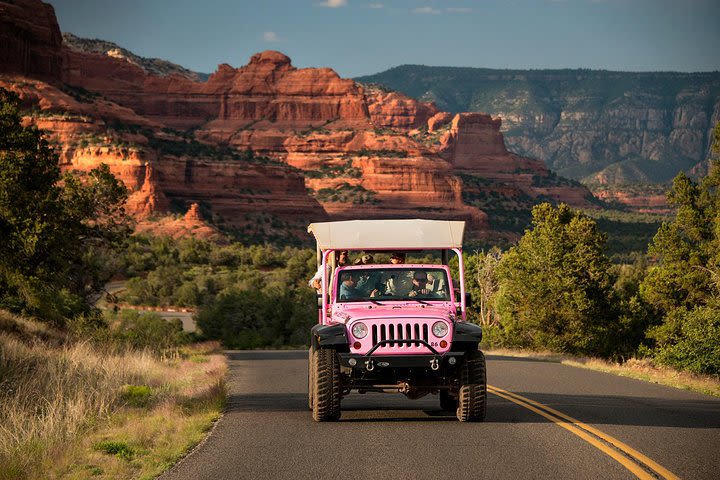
[307, 219, 465, 250]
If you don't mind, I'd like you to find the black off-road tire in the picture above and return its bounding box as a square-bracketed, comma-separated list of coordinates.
[307, 347, 316, 411]
[440, 390, 458, 411]
[312, 348, 341, 421]
[456, 350, 487, 422]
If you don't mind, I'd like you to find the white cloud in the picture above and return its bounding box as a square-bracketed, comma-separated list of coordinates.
[315, 0, 348, 7]
[369, 3, 384, 8]
[447, 7, 471, 12]
[263, 31, 283, 42]
[413, 6, 441, 14]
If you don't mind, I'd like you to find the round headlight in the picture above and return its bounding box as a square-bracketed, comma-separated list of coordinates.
[432, 321, 448, 338]
[352, 322, 368, 339]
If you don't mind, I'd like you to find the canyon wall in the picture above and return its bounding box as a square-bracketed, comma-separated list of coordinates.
[358, 66, 720, 188]
[0, 0, 598, 242]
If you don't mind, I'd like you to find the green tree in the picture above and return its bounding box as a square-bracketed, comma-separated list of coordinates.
[0, 88, 129, 322]
[645, 300, 720, 376]
[640, 167, 719, 312]
[638, 124, 720, 374]
[473, 247, 502, 327]
[495, 203, 619, 356]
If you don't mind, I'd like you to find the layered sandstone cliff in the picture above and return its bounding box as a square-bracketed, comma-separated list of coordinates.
[1, 0, 598, 241]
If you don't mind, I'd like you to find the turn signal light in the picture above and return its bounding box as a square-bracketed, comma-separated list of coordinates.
[353, 342, 361, 349]
[440, 340, 448, 348]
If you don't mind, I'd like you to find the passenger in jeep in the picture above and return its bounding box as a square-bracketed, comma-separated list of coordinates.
[338, 268, 450, 301]
[338, 272, 362, 300]
[309, 250, 349, 290]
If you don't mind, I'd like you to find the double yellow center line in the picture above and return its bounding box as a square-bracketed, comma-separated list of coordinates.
[487, 385, 680, 480]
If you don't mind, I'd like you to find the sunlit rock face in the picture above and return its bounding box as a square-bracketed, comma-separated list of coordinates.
[0, 0, 598, 240]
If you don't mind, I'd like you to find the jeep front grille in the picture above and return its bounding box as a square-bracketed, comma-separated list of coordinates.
[371, 322, 429, 348]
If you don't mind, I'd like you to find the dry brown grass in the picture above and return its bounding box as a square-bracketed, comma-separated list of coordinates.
[0, 312, 226, 480]
[485, 348, 720, 397]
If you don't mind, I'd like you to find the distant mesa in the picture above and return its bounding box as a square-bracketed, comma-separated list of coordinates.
[357, 64, 720, 191]
[61, 32, 210, 82]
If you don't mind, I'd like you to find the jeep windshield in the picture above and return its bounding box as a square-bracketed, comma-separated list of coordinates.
[335, 268, 451, 303]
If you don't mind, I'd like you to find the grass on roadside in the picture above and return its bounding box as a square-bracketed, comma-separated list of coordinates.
[0, 311, 227, 480]
[485, 348, 720, 398]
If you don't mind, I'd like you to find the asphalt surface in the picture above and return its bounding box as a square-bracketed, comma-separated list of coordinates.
[154, 310, 196, 332]
[161, 350, 720, 480]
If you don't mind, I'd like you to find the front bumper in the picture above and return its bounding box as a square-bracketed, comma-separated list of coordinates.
[338, 351, 466, 370]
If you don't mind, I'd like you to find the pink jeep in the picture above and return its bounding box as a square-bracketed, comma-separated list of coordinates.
[307, 220, 486, 422]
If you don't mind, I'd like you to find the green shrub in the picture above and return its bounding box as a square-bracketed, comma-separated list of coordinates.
[196, 287, 315, 349]
[109, 310, 190, 352]
[646, 303, 720, 376]
[479, 325, 507, 350]
[120, 385, 153, 408]
[93, 441, 135, 460]
[315, 183, 379, 204]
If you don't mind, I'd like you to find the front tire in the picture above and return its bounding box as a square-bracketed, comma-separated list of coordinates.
[456, 350, 487, 422]
[312, 348, 341, 421]
[307, 347, 316, 411]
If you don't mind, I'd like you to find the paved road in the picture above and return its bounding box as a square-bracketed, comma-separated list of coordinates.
[154, 310, 196, 333]
[162, 351, 720, 480]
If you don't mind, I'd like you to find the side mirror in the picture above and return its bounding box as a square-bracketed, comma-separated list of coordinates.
[465, 292, 473, 308]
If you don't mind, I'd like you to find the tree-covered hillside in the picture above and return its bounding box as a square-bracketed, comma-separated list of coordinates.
[357, 67, 720, 184]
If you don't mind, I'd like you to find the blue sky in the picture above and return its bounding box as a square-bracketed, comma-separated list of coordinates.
[51, 0, 720, 78]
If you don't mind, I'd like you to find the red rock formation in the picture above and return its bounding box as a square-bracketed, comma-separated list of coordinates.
[135, 206, 225, 241]
[366, 89, 438, 130]
[0, 0, 62, 80]
[126, 162, 170, 218]
[1, 76, 327, 239]
[61, 48, 371, 131]
[0, 0, 600, 240]
[440, 113, 511, 169]
[427, 112, 452, 133]
[184, 202, 203, 222]
[593, 190, 670, 214]
[434, 113, 594, 207]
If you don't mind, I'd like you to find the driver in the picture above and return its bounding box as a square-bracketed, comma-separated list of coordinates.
[407, 271, 437, 297]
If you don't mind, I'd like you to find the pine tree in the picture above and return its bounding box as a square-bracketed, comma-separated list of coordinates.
[495, 203, 618, 356]
[0, 88, 129, 322]
[638, 123, 720, 374]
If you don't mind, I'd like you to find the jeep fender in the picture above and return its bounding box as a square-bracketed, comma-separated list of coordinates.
[451, 322, 483, 351]
[311, 324, 349, 351]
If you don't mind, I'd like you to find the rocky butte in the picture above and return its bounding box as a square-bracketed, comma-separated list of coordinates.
[0, 0, 597, 242]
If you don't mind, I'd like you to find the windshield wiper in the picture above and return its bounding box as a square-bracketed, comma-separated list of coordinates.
[406, 298, 430, 305]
